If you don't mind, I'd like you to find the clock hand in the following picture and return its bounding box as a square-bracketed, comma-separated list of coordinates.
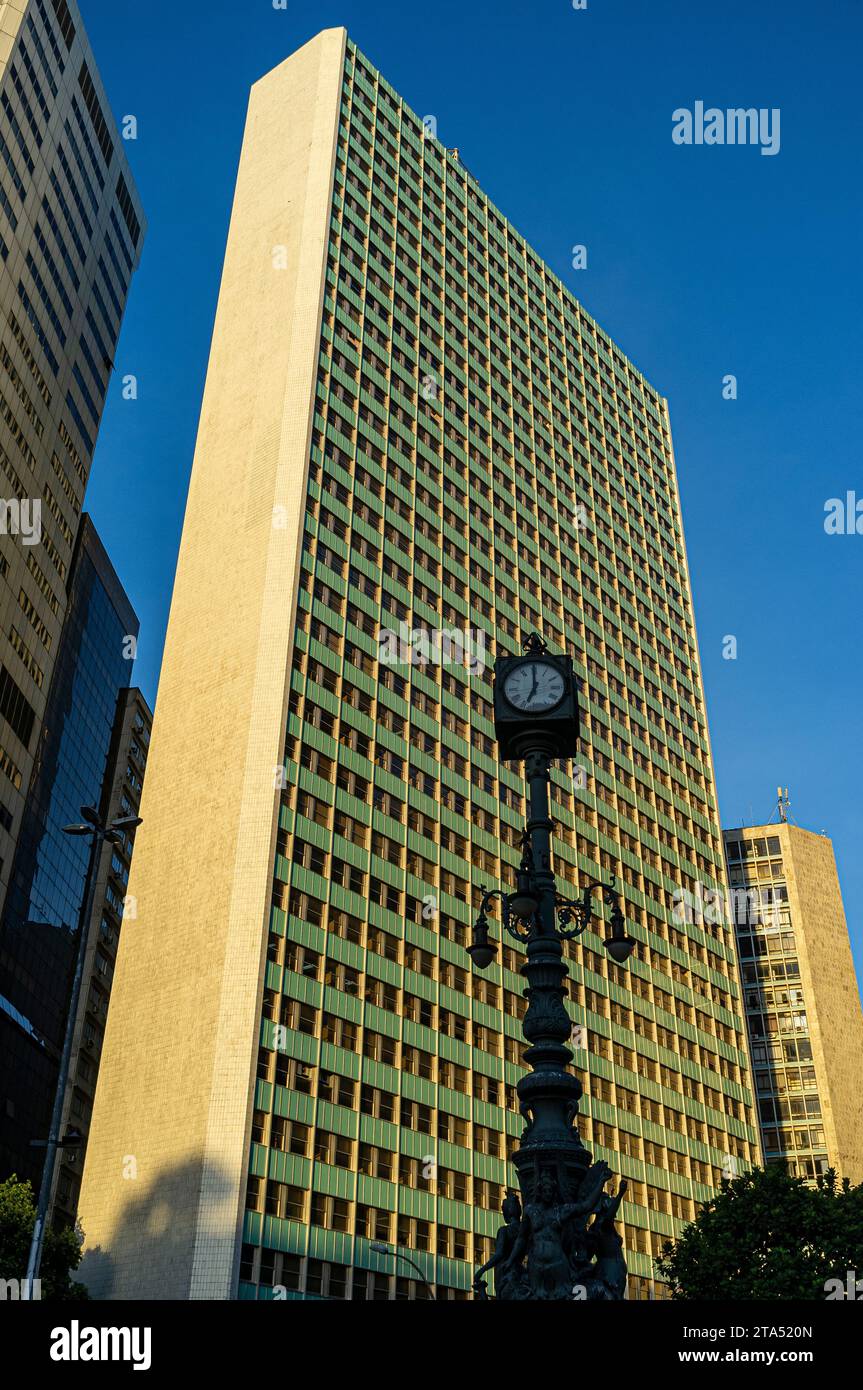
[529, 667, 538, 705]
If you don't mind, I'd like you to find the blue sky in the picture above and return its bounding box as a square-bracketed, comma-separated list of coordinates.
[81, 0, 862, 975]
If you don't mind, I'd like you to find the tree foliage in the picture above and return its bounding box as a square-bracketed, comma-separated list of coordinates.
[0, 1174, 89, 1300]
[656, 1164, 863, 1300]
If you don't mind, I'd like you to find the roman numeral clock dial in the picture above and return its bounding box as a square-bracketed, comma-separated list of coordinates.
[503, 661, 566, 713]
[493, 638, 579, 760]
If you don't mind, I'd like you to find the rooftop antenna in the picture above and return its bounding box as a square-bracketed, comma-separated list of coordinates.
[777, 786, 791, 823]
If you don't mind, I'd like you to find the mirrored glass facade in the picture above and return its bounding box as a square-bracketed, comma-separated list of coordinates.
[0, 512, 138, 1191]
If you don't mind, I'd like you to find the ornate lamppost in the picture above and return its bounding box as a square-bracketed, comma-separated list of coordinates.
[467, 634, 636, 1301]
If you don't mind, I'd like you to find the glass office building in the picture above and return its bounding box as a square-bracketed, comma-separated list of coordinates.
[79, 29, 759, 1301]
[724, 819, 863, 1185]
[0, 513, 138, 1193]
[50, 682, 151, 1228]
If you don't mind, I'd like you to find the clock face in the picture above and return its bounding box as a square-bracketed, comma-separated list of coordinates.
[503, 661, 566, 713]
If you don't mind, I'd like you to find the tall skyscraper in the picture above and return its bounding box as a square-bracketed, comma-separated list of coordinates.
[0, 513, 139, 1194]
[724, 814, 863, 1184]
[79, 29, 759, 1301]
[0, 0, 144, 921]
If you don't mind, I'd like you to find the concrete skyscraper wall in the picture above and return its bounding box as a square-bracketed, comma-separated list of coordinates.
[79, 28, 759, 1301]
[80, 27, 347, 1301]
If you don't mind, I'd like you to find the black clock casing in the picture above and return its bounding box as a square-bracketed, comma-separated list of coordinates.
[493, 650, 580, 760]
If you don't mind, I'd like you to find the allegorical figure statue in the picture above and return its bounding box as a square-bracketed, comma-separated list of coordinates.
[584, 1179, 628, 1300]
[473, 1191, 529, 1300]
[510, 1168, 606, 1300]
[473, 1164, 628, 1301]
[518, 1171, 574, 1299]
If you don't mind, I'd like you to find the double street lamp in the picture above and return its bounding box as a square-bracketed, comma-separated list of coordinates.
[22, 804, 141, 1299]
[467, 841, 635, 970]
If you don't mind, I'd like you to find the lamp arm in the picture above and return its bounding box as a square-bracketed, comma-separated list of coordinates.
[475, 887, 532, 945]
[474, 875, 621, 948]
[554, 875, 619, 940]
[554, 894, 591, 940]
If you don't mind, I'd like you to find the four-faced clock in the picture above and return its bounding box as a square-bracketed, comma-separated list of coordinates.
[493, 637, 580, 759]
[503, 661, 566, 713]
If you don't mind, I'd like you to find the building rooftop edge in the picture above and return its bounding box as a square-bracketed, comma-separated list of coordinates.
[251, 26, 669, 408]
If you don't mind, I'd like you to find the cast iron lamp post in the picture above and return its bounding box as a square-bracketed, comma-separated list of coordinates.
[468, 634, 634, 1302]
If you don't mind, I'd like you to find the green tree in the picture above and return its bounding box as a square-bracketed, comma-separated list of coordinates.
[0, 1174, 89, 1300]
[656, 1164, 863, 1300]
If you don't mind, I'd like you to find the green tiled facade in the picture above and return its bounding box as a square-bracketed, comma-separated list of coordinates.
[239, 36, 760, 1301]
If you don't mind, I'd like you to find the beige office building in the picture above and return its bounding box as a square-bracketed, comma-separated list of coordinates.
[724, 818, 863, 1184]
[79, 28, 759, 1301]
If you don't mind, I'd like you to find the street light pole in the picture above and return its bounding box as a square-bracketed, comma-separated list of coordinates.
[22, 806, 141, 1299]
[369, 1241, 436, 1299]
[468, 634, 635, 1302]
